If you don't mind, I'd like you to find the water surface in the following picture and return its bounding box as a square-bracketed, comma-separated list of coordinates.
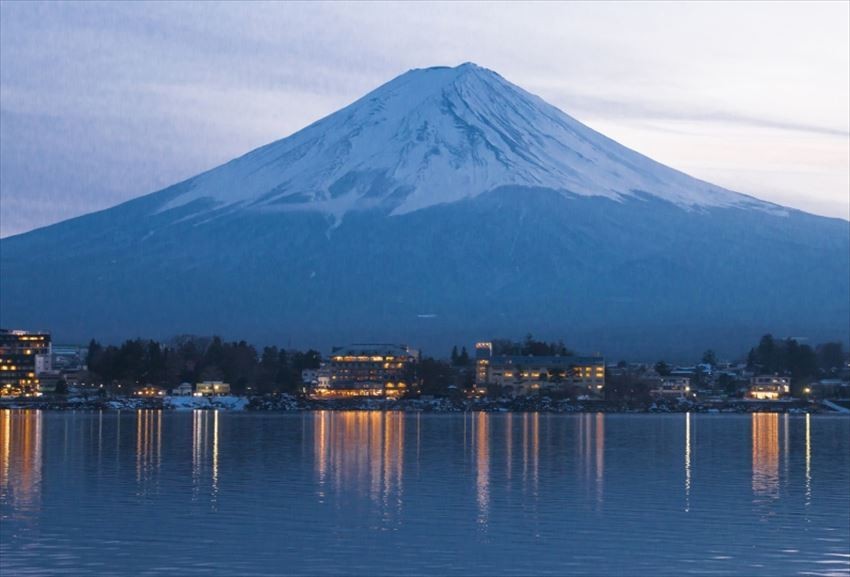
[1, 410, 848, 576]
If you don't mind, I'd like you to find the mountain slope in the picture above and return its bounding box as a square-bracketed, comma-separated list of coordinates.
[155, 63, 777, 219]
[1, 63, 847, 359]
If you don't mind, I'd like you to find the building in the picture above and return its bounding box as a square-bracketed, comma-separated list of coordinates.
[301, 368, 320, 385]
[650, 377, 693, 400]
[748, 375, 791, 400]
[171, 382, 193, 396]
[474, 341, 604, 397]
[806, 379, 849, 399]
[194, 381, 231, 396]
[310, 344, 419, 399]
[52, 344, 88, 371]
[0, 329, 52, 396]
[134, 386, 166, 397]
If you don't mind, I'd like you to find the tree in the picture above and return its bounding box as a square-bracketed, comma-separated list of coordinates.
[603, 374, 653, 405]
[203, 336, 226, 373]
[701, 350, 717, 367]
[717, 373, 738, 396]
[199, 365, 224, 382]
[86, 339, 103, 371]
[419, 357, 455, 396]
[145, 340, 166, 385]
[744, 335, 819, 393]
[522, 334, 555, 356]
[817, 342, 845, 372]
[749, 334, 778, 373]
[785, 340, 817, 381]
[654, 361, 671, 377]
[457, 346, 470, 366]
[256, 346, 280, 394]
[450, 346, 459, 365]
[54, 379, 68, 396]
[491, 339, 514, 355]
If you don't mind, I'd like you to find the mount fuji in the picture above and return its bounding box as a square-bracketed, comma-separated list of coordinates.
[1, 63, 847, 358]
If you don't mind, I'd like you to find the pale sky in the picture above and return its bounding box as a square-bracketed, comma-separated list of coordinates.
[1, 1, 848, 237]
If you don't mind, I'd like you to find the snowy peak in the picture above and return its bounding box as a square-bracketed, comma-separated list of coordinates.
[160, 63, 780, 220]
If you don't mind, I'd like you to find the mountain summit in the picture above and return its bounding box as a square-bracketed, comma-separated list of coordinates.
[159, 62, 774, 223]
[1, 64, 847, 357]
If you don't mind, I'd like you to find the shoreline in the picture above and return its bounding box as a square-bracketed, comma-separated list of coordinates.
[1, 395, 846, 414]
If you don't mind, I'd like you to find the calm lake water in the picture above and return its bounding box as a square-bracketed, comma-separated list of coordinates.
[0, 410, 848, 576]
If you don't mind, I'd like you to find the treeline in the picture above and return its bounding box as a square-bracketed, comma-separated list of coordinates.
[80, 332, 847, 398]
[607, 334, 847, 403]
[86, 336, 320, 394]
[746, 334, 845, 378]
[491, 335, 573, 357]
[446, 333, 573, 368]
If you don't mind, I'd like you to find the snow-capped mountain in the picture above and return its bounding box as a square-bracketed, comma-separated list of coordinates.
[1, 63, 847, 358]
[160, 62, 775, 221]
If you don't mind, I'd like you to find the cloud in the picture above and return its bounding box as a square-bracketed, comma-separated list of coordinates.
[543, 92, 850, 139]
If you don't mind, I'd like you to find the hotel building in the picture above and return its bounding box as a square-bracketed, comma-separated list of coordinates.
[748, 375, 791, 400]
[310, 344, 419, 399]
[474, 341, 604, 397]
[0, 329, 52, 396]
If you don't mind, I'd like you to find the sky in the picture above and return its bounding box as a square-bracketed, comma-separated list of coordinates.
[1, 1, 848, 237]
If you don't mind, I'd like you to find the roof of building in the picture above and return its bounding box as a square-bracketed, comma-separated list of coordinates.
[488, 355, 603, 367]
[331, 344, 415, 357]
[1, 329, 51, 336]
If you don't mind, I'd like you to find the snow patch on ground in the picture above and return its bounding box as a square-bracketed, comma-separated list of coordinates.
[165, 396, 249, 411]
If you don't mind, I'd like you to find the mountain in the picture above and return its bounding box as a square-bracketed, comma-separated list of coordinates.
[1, 63, 848, 359]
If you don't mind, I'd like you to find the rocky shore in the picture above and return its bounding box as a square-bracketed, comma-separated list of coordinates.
[1, 394, 844, 414]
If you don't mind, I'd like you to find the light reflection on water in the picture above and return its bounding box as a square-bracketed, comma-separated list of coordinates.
[0, 410, 42, 514]
[752, 413, 779, 498]
[475, 411, 489, 527]
[685, 411, 691, 512]
[0, 410, 848, 577]
[190, 410, 220, 506]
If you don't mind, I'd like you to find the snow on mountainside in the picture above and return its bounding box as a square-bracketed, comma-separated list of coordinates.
[160, 62, 782, 222]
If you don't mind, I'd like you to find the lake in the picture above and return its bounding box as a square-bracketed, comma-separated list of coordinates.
[1, 410, 848, 576]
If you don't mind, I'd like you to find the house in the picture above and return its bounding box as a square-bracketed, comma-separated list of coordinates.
[748, 375, 790, 400]
[134, 386, 166, 397]
[194, 381, 231, 396]
[301, 368, 320, 385]
[806, 379, 849, 399]
[171, 382, 193, 396]
[650, 377, 692, 400]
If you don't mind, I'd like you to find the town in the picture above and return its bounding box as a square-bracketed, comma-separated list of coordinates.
[1, 328, 848, 413]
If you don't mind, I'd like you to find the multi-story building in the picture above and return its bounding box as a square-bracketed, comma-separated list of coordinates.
[650, 377, 693, 400]
[310, 344, 419, 399]
[474, 341, 604, 397]
[0, 329, 52, 396]
[748, 375, 791, 400]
